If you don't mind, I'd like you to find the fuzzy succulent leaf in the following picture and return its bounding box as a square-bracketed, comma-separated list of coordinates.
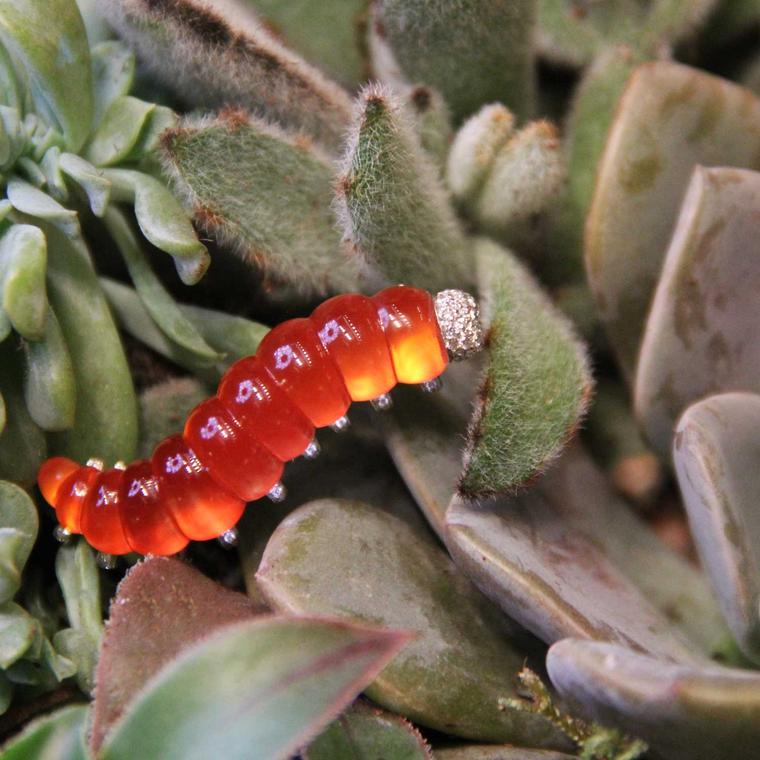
[585, 61, 760, 378]
[306, 700, 432, 760]
[0, 704, 89, 760]
[161, 113, 357, 295]
[404, 85, 452, 172]
[459, 238, 591, 498]
[0, 480, 36, 604]
[91, 557, 263, 753]
[374, 0, 535, 122]
[0, 0, 93, 151]
[547, 639, 760, 760]
[104, 168, 209, 286]
[337, 84, 471, 291]
[244, 0, 368, 87]
[673, 392, 760, 663]
[45, 226, 137, 465]
[99, 615, 411, 760]
[256, 498, 570, 748]
[103, 0, 352, 152]
[22, 306, 76, 431]
[0, 223, 47, 341]
[635, 166, 760, 456]
[85, 95, 156, 167]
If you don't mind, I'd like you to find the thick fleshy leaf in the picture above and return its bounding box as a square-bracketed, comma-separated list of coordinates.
[101, 278, 268, 381]
[459, 238, 591, 498]
[91, 39, 135, 121]
[39, 147, 68, 202]
[0, 601, 36, 668]
[58, 152, 111, 217]
[306, 699, 432, 760]
[403, 85, 452, 171]
[585, 62, 760, 377]
[99, 616, 411, 760]
[92, 557, 263, 753]
[673, 393, 760, 662]
[0, 704, 88, 760]
[85, 95, 155, 167]
[245, 0, 367, 86]
[45, 227, 138, 465]
[374, 0, 535, 122]
[161, 114, 356, 295]
[22, 306, 76, 431]
[104, 168, 209, 286]
[0, 0, 92, 150]
[54, 540, 103, 693]
[257, 498, 570, 748]
[635, 166, 760, 456]
[436, 747, 576, 760]
[0, 223, 47, 340]
[547, 639, 760, 760]
[336, 84, 471, 291]
[103, 0, 352, 152]
[6, 179, 80, 239]
[0, 480, 37, 604]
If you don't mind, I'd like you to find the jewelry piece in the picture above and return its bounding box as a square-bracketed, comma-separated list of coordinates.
[38, 286, 484, 560]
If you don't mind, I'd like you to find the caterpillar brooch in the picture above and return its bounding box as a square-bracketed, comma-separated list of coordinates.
[37, 286, 484, 566]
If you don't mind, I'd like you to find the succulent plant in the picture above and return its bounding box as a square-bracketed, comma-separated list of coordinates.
[2, 0, 760, 758]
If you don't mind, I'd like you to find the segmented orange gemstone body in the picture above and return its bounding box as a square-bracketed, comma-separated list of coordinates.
[119, 460, 189, 556]
[311, 294, 396, 402]
[152, 435, 245, 541]
[56, 465, 100, 534]
[257, 318, 351, 427]
[184, 398, 284, 502]
[38, 456, 79, 507]
[373, 286, 448, 383]
[80, 468, 131, 555]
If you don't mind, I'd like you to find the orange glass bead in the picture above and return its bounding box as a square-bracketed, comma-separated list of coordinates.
[152, 435, 245, 541]
[80, 468, 131, 555]
[38, 456, 79, 507]
[184, 398, 283, 502]
[310, 294, 396, 401]
[373, 286, 448, 383]
[55, 466, 100, 534]
[257, 318, 350, 427]
[217, 356, 314, 461]
[119, 460, 189, 556]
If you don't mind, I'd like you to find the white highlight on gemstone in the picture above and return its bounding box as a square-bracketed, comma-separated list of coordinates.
[73, 481, 87, 497]
[200, 416, 222, 440]
[165, 453, 185, 474]
[127, 479, 143, 498]
[378, 307, 390, 329]
[96, 486, 108, 507]
[236, 379, 254, 404]
[318, 319, 340, 345]
[274, 344, 294, 370]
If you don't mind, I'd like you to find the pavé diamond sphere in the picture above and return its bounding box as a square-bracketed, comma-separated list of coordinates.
[434, 289, 485, 361]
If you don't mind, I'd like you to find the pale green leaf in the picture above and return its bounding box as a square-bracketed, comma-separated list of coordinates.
[0, 704, 89, 760]
[91, 40, 135, 123]
[85, 95, 155, 167]
[6, 179, 80, 238]
[59, 152, 111, 217]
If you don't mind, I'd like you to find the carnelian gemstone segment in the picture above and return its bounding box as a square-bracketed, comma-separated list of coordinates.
[373, 286, 447, 383]
[217, 356, 314, 461]
[152, 435, 245, 541]
[119, 460, 189, 555]
[184, 398, 283, 502]
[80, 469, 131, 555]
[38, 456, 79, 507]
[56, 466, 100, 534]
[257, 318, 350, 427]
[311, 294, 396, 401]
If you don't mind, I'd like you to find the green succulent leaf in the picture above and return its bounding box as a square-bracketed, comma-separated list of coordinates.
[306, 700, 432, 760]
[103, 168, 209, 286]
[0, 601, 36, 668]
[585, 61, 760, 378]
[53, 540, 103, 693]
[6, 179, 80, 239]
[674, 393, 760, 663]
[459, 238, 591, 498]
[436, 747, 576, 760]
[0, 479, 37, 604]
[0, 41, 21, 112]
[256, 498, 570, 748]
[337, 84, 471, 291]
[161, 113, 357, 295]
[635, 166, 760, 456]
[103, 0, 352, 152]
[0, 704, 89, 760]
[99, 616, 410, 760]
[22, 305, 76, 431]
[126, 104, 177, 165]
[45, 226, 137, 465]
[0, 0, 93, 151]
[91, 40, 135, 124]
[547, 639, 760, 760]
[0, 223, 47, 340]
[39, 147, 68, 202]
[403, 85, 452, 171]
[85, 95, 156, 167]
[58, 152, 110, 217]
[91, 557, 264, 753]
[374, 0, 535, 122]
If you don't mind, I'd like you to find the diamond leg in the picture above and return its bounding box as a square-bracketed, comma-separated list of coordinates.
[370, 393, 393, 411]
